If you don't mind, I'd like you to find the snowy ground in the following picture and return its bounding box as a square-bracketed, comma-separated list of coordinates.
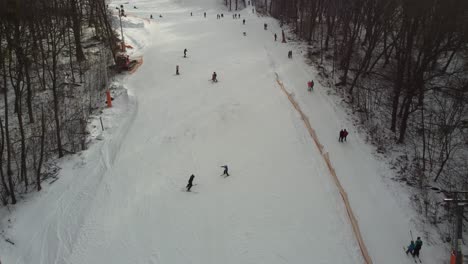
[0, 0, 448, 263]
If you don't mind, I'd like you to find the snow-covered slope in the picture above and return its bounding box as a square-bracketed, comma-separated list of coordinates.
[0, 0, 447, 263]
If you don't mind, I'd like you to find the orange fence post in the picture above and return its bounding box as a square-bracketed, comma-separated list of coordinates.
[450, 250, 456, 264]
[106, 90, 112, 107]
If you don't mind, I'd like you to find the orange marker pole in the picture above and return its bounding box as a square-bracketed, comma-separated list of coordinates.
[106, 90, 112, 107]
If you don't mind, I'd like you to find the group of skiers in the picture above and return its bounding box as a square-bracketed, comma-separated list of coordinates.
[175, 49, 218, 82]
[186, 165, 229, 192]
[339, 129, 348, 142]
[216, 14, 224, 19]
[406, 237, 423, 259]
[232, 13, 241, 19]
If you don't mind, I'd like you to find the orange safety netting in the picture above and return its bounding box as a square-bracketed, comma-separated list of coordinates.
[275, 73, 373, 264]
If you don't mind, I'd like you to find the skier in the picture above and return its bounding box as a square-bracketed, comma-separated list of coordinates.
[243, 19, 245, 25]
[308, 80, 314, 91]
[412, 237, 423, 258]
[238, 14, 241, 18]
[252, 8, 255, 13]
[243, 32, 246, 36]
[264, 23, 267, 30]
[405, 240, 415, 255]
[134, 5, 137, 9]
[186, 174, 195, 192]
[212, 72, 218, 82]
[176, 65, 180, 75]
[217, 14, 220, 19]
[159, 14, 163, 18]
[339, 129, 344, 142]
[150, 14, 153, 19]
[204, 12, 206, 18]
[343, 129, 348, 142]
[191, 12, 192, 16]
[221, 165, 229, 177]
[288, 50, 292, 59]
[274, 33, 277, 41]
[221, 14, 224, 18]
[184, 48, 188, 58]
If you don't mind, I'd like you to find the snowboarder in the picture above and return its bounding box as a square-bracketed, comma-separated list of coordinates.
[405, 240, 415, 255]
[186, 174, 195, 192]
[221, 165, 229, 177]
[212, 72, 218, 82]
[274, 33, 277, 41]
[204, 12, 206, 18]
[243, 19, 245, 25]
[264, 23, 267, 30]
[343, 129, 348, 142]
[184, 48, 188, 58]
[176, 65, 180, 75]
[412, 237, 423, 258]
[308, 80, 314, 91]
[339, 129, 344, 142]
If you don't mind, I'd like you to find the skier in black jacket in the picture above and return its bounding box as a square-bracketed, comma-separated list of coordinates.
[186, 174, 195, 191]
[221, 165, 229, 177]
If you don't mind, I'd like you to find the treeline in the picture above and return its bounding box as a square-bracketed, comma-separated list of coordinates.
[252, 0, 468, 225]
[0, 0, 117, 205]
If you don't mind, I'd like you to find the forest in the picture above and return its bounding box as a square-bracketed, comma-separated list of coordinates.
[0, 0, 116, 205]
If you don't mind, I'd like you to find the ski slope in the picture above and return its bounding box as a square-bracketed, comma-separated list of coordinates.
[0, 0, 447, 263]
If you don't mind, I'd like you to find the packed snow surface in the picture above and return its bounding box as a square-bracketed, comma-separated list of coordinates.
[0, 0, 447, 263]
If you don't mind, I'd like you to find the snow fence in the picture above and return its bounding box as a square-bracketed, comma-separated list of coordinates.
[275, 73, 372, 264]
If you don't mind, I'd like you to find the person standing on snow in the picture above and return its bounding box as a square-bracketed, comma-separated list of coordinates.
[343, 129, 348, 142]
[308, 80, 314, 91]
[412, 237, 423, 258]
[243, 19, 245, 25]
[264, 23, 267, 30]
[184, 48, 188, 58]
[339, 129, 344, 142]
[212, 72, 218, 82]
[191, 12, 193, 16]
[176, 65, 180, 75]
[204, 12, 206, 18]
[186, 174, 195, 192]
[406, 240, 415, 255]
[274, 33, 277, 41]
[221, 165, 229, 177]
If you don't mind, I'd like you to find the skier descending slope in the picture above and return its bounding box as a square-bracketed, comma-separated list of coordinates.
[211, 72, 218, 82]
[220, 165, 229, 177]
[186, 174, 195, 192]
